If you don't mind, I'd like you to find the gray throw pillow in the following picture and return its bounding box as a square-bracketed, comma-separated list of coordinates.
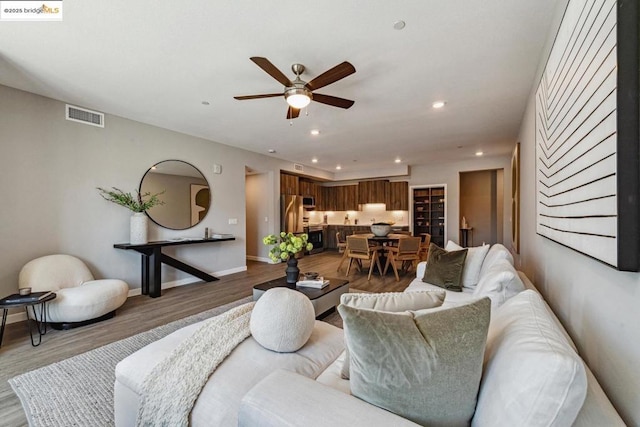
[338, 297, 491, 427]
[339, 291, 446, 379]
[423, 243, 468, 292]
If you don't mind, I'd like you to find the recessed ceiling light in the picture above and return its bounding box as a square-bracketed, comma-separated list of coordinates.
[312, 158, 318, 163]
[395, 158, 402, 163]
[201, 101, 210, 105]
[336, 165, 342, 170]
[393, 20, 406, 30]
[268, 149, 276, 153]
[310, 129, 320, 136]
[432, 101, 446, 109]
[476, 151, 484, 156]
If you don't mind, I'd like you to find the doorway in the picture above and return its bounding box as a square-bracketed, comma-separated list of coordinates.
[459, 169, 504, 246]
[245, 168, 273, 262]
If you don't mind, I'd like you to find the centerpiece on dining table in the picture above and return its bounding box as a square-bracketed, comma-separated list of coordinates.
[263, 232, 314, 284]
[370, 222, 395, 237]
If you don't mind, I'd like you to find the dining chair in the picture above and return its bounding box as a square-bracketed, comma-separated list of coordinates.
[418, 233, 432, 261]
[344, 235, 383, 280]
[336, 232, 348, 254]
[383, 236, 422, 281]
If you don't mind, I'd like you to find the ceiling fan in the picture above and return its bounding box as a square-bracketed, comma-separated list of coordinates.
[234, 57, 356, 119]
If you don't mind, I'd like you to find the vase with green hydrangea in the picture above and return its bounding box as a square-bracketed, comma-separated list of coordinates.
[263, 232, 314, 284]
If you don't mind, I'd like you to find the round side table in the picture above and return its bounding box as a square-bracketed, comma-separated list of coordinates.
[0, 292, 56, 347]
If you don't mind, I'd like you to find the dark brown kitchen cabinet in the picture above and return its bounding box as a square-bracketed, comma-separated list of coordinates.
[358, 180, 390, 205]
[318, 186, 337, 211]
[336, 185, 358, 211]
[280, 173, 299, 196]
[299, 180, 317, 197]
[389, 181, 409, 210]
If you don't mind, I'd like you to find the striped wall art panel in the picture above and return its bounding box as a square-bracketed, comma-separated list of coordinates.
[535, 0, 639, 271]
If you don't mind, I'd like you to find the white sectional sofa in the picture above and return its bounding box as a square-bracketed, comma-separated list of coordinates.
[114, 244, 624, 426]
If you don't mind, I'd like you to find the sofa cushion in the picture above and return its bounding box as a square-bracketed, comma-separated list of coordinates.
[114, 320, 344, 426]
[479, 243, 514, 278]
[422, 243, 467, 292]
[339, 291, 446, 379]
[473, 290, 587, 427]
[250, 288, 315, 353]
[445, 241, 490, 289]
[473, 258, 524, 310]
[339, 298, 491, 427]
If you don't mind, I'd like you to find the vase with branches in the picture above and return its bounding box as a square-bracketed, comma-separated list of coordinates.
[97, 187, 165, 244]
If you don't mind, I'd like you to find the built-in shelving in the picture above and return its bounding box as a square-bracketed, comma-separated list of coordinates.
[410, 185, 446, 247]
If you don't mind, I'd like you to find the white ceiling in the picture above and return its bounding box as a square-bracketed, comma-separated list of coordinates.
[0, 0, 560, 174]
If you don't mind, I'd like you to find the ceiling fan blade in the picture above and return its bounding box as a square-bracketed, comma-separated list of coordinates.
[305, 62, 356, 91]
[286, 106, 300, 119]
[250, 57, 293, 87]
[312, 93, 355, 109]
[234, 93, 282, 100]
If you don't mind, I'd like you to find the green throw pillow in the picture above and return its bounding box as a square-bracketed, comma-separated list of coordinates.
[423, 243, 468, 292]
[338, 298, 491, 427]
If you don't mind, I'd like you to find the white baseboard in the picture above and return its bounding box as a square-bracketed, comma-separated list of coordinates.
[7, 311, 27, 324]
[6, 265, 249, 326]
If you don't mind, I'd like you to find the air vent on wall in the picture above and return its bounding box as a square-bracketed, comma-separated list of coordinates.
[293, 163, 304, 172]
[65, 104, 104, 128]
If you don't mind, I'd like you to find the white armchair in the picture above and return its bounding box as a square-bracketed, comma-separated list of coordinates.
[18, 254, 129, 329]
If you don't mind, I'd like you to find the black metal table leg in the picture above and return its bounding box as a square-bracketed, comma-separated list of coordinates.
[0, 309, 7, 347]
[24, 301, 49, 347]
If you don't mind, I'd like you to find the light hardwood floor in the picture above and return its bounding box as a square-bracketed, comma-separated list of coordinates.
[0, 251, 414, 426]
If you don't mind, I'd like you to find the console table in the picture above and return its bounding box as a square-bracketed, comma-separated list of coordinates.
[114, 238, 235, 298]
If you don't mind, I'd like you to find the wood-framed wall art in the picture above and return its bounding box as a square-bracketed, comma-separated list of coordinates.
[511, 142, 520, 254]
[535, 0, 639, 271]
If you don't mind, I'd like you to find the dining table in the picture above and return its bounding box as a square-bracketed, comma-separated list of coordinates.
[338, 233, 411, 276]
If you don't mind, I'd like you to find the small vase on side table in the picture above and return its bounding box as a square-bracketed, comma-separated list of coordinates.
[130, 212, 148, 244]
[285, 257, 300, 284]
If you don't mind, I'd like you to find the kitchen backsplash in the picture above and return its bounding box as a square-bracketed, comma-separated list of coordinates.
[308, 205, 408, 226]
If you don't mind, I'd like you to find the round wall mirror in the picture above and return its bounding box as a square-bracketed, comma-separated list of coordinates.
[139, 160, 211, 230]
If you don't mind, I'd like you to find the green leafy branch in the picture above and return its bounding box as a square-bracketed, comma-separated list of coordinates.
[97, 187, 165, 213]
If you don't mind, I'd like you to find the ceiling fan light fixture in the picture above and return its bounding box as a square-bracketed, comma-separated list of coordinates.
[285, 87, 312, 109]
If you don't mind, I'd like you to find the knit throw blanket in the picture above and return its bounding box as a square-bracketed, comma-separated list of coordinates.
[136, 301, 256, 427]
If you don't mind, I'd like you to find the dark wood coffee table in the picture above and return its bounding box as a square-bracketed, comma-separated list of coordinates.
[253, 277, 349, 318]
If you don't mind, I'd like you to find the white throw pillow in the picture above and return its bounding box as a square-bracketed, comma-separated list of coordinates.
[339, 291, 445, 379]
[473, 290, 587, 427]
[479, 243, 514, 278]
[445, 241, 490, 289]
[250, 288, 315, 353]
[473, 258, 524, 310]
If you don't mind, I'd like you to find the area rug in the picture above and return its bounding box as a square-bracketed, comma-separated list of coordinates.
[9, 295, 346, 427]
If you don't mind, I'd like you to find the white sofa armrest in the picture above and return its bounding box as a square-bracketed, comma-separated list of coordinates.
[239, 370, 420, 427]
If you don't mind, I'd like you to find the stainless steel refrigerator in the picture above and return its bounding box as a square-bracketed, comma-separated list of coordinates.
[281, 195, 304, 233]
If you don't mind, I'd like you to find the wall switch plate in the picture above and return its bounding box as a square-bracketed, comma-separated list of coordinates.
[264, 217, 269, 222]
[213, 164, 222, 174]
[228, 218, 238, 225]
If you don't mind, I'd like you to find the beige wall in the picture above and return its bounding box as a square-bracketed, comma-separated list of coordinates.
[0, 84, 330, 304]
[516, 0, 639, 423]
[245, 173, 273, 260]
[408, 156, 512, 248]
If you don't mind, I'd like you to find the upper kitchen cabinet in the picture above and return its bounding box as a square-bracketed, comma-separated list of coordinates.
[358, 180, 389, 205]
[318, 186, 336, 211]
[299, 179, 317, 198]
[280, 173, 299, 196]
[388, 181, 409, 210]
[336, 185, 359, 211]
